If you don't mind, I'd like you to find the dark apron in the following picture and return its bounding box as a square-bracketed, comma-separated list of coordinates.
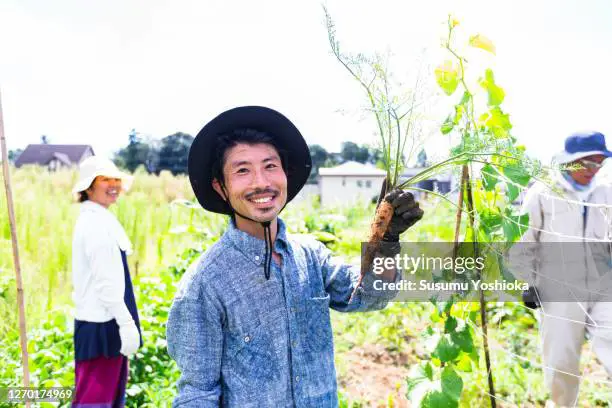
[74, 249, 142, 361]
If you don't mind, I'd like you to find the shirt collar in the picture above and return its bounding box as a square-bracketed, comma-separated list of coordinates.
[223, 217, 290, 266]
[80, 200, 112, 214]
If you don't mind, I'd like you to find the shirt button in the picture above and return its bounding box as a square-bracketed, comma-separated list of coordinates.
[290, 307, 297, 313]
[244, 335, 251, 343]
[254, 256, 260, 261]
[295, 376, 300, 382]
[292, 341, 297, 347]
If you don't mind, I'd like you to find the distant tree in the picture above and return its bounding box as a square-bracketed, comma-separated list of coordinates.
[40, 135, 50, 144]
[340, 141, 380, 164]
[340, 141, 360, 163]
[114, 129, 156, 173]
[157, 132, 194, 175]
[308, 144, 329, 183]
[368, 147, 382, 165]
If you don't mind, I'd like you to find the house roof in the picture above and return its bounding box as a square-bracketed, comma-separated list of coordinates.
[318, 161, 386, 176]
[318, 161, 452, 181]
[52, 152, 72, 166]
[15, 144, 94, 167]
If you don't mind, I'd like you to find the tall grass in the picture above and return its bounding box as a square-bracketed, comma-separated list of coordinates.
[0, 165, 225, 337]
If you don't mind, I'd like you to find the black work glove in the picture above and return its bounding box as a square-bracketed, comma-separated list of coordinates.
[376, 178, 424, 242]
[376, 179, 424, 257]
[522, 286, 540, 310]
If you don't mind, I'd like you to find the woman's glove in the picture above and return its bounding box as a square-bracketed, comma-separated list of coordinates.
[109, 303, 140, 356]
[117, 316, 140, 356]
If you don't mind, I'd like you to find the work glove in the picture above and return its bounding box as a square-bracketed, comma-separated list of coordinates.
[522, 286, 541, 310]
[376, 179, 424, 256]
[118, 317, 141, 356]
[110, 304, 141, 356]
[376, 179, 424, 242]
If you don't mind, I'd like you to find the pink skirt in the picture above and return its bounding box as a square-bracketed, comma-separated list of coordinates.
[71, 355, 128, 408]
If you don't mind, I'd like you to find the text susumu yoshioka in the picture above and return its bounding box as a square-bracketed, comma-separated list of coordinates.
[373, 279, 529, 292]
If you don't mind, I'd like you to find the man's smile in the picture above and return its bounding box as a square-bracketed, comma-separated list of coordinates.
[245, 191, 279, 207]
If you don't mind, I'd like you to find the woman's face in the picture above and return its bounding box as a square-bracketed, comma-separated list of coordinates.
[86, 176, 123, 208]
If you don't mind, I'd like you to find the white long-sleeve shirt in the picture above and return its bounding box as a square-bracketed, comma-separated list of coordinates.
[72, 200, 134, 323]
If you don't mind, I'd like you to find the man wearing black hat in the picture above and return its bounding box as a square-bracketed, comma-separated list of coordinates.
[166, 106, 423, 407]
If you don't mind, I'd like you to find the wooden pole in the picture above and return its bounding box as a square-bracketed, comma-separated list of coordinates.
[461, 165, 496, 408]
[0, 90, 31, 406]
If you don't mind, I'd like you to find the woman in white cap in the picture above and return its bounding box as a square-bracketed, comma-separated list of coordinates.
[70, 156, 141, 408]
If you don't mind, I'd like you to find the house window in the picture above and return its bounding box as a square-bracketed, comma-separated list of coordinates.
[366, 180, 372, 188]
[357, 180, 363, 188]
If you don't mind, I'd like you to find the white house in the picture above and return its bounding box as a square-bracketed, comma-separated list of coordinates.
[318, 161, 386, 207]
[318, 161, 453, 207]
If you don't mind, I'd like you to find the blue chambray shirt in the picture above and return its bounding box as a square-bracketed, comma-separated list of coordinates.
[166, 218, 400, 408]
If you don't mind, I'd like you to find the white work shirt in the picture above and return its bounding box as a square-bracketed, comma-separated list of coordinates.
[72, 200, 133, 323]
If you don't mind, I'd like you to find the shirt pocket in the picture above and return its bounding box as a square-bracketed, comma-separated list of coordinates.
[226, 319, 281, 385]
[302, 293, 333, 354]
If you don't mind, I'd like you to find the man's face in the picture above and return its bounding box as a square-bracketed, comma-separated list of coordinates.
[569, 154, 607, 185]
[86, 176, 122, 208]
[212, 143, 287, 223]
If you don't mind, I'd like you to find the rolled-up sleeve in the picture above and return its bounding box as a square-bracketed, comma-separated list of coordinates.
[167, 270, 223, 408]
[313, 240, 401, 313]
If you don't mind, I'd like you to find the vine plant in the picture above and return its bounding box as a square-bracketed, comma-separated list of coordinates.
[324, 8, 544, 407]
[405, 17, 544, 408]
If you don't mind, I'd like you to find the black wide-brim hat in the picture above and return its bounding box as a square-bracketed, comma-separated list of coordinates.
[188, 106, 312, 214]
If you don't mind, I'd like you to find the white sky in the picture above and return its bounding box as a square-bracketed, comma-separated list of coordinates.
[1, 0, 611, 163]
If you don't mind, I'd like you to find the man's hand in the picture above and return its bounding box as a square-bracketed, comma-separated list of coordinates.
[522, 286, 541, 310]
[380, 188, 424, 242]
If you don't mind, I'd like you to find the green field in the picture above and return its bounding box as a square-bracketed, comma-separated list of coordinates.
[1, 166, 611, 407]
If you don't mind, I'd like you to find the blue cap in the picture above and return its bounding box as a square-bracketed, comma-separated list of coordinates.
[555, 131, 612, 164]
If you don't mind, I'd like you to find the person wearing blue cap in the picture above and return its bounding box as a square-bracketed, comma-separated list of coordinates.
[513, 131, 612, 407]
[165, 106, 424, 407]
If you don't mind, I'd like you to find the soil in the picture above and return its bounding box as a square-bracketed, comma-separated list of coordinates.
[338, 343, 414, 408]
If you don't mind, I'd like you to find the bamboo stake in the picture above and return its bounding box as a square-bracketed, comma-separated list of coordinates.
[461, 164, 496, 408]
[0, 90, 31, 407]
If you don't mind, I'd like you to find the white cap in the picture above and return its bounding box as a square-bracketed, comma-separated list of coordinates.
[72, 156, 134, 194]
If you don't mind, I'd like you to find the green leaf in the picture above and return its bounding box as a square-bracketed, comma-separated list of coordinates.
[441, 116, 455, 134]
[422, 390, 457, 408]
[502, 164, 530, 187]
[502, 164, 530, 202]
[453, 105, 465, 125]
[450, 326, 474, 353]
[506, 184, 520, 202]
[444, 316, 457, 333]
[469, 34, 496, 54]
[480, 209, 503, 235]
[455, 352, 474, 372]
[441, 366, 463, 401]
[313, 231, 337, 243]
[481, 163, 498, 191]
[435, 60, 460, 96]
[502, 210, 529, 241]
[423, 362, 434, 380]
[479, 107, 512, 138]
[433, 335, 460, 363]
[479, 69, 505, 106]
